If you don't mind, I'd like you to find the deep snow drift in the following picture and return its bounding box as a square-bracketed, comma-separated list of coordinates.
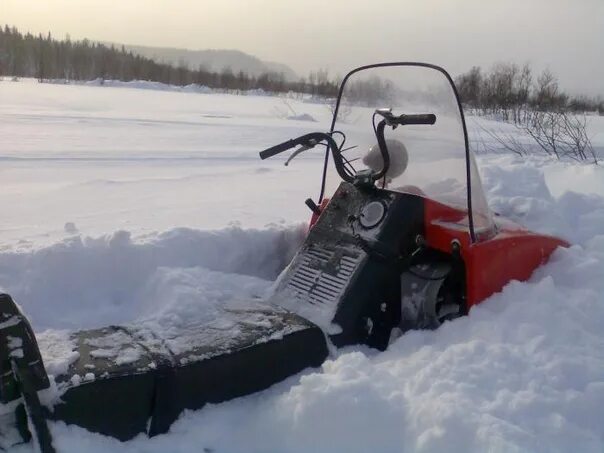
[1, 78, 603, 452]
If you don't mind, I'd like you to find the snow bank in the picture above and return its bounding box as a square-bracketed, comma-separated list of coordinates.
[287, 113, 317, 122]
[0, 226, 304, 330]
[2, 157, 602, 453]
[46, 78, 283, 97]
[20, 234, 601, 453]
[48, 78, 214, 94]
[2, 154, 604, 453]
[479, 155, 604, 244]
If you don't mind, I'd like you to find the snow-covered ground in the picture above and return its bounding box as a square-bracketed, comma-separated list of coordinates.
[1, 78, 603, 452]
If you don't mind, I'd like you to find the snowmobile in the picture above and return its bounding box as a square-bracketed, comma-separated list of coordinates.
[0, 62, 568, 452]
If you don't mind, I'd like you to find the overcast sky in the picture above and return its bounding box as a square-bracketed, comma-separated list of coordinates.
[3, 0, 603, 95]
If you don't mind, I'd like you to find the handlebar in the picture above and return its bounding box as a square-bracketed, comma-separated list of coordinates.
[259, 110, 436, 186]
[259, 132, 356, 184]
[397, 113, 436, 125]
[371, 111, 436, 182]
[259, 139, 302, 160]
[375, 109, 436, 127]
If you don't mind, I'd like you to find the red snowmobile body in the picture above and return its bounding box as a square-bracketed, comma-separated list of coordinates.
[0, 63, 568, 452]
[310, 195, 568, 310]
[423, 199, 568, 307]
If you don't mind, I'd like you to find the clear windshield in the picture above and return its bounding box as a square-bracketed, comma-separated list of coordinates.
[331, 64, 494, 240]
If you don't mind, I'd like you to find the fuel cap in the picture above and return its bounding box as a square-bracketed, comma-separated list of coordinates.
[359, 201, 386, 229]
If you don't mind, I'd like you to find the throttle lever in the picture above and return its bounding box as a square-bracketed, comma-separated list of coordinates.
[375, 108, 396, 125]
[284, 140, 317, 166]
[375, 108, 406, 129]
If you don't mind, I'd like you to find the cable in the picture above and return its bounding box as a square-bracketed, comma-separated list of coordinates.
[372, 111, 379, 135]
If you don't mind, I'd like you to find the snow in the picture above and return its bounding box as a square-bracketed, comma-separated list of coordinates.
[479, 155, 604, 244]
[0, 78, 334, 249]
[0, 227, 304, 331]
[1, 78, 604, 452]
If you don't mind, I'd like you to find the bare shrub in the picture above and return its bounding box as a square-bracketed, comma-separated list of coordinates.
[271, 98, 297, 119]
[475, 121, 530, 156]
[559, 114, 598, 164]
[327, 100, 353, 124]
[457, 63, 599, 164]
[482, 109, 598, 163]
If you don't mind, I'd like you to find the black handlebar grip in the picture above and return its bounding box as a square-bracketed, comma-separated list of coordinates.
[259, 139, 296, 160]
[399, 114, 436, 125]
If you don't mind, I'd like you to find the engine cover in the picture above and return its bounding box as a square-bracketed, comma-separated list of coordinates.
[271, 182, 424, 349]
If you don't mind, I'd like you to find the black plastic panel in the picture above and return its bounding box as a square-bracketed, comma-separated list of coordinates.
[272, 182, 424, 349]
[46, 310, 327, 440]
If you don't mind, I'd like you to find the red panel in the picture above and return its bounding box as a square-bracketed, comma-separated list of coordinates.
[424, 199, 472, 252]
[309, 198, 331, 229]
[464, 230, 568, 307]
[423, 198, 569, 308]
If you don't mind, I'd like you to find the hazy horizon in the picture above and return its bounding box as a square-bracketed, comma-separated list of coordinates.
[3, 0, 603, 95]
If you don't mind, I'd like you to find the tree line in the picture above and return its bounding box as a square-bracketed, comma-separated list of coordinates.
[0, 25, 339, 97]
[458, 63, 600, 163]
[2, 24, 601, 120]
[455, 63, 603, 119]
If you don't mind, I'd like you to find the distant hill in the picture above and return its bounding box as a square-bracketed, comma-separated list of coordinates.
[118, 44, 298, 80]
[1, 25, 337, 95]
